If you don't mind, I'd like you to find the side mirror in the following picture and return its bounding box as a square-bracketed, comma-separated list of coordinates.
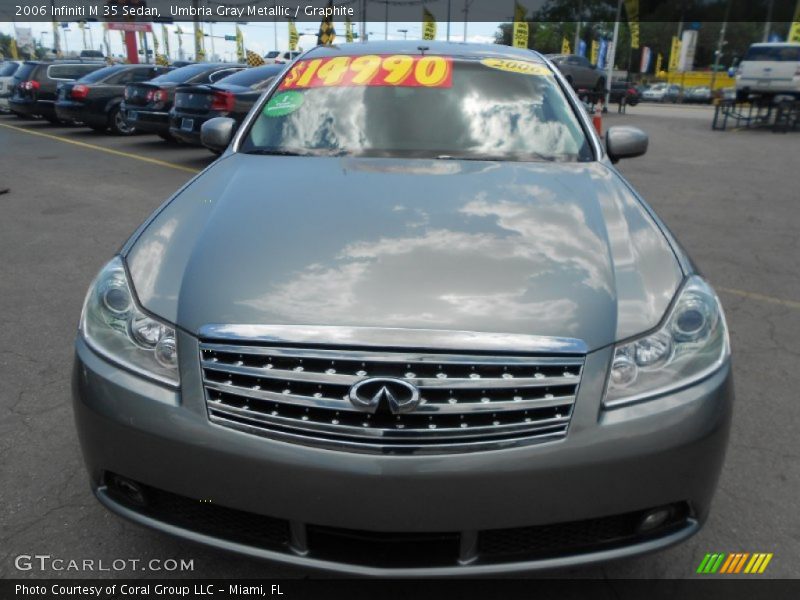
[606, 126, 648, 163]
[201, 117, 236, 153]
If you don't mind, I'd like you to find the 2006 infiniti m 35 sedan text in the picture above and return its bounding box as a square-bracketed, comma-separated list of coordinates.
[73, 42, 733, 575]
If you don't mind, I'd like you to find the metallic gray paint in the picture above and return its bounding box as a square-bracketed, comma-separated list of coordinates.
[126, 156, 682, 348]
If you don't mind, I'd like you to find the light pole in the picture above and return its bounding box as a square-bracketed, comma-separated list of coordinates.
[397, 29, 408, 40]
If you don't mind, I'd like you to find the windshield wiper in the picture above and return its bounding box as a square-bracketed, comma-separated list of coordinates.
[243, 148, 351, 157]
[242, 149, 307, 156]
[436, 153, 557, 163]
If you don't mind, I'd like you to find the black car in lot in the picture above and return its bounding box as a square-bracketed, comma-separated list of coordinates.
[9, 60, 106, 123]
[169, 64, 284, 148]
[609, 81, 641, 106]
[55, 64, 172, 134]
[122, 63, 245, 140]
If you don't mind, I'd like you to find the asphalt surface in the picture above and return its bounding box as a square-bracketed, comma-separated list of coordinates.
[1, 103, 798, 579]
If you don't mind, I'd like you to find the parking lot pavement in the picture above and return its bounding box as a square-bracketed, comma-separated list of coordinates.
[1, 107, 798, 579]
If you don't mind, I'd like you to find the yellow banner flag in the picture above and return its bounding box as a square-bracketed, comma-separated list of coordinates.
[246, 49, 265, 67]
[288, 20, 299, 51]
[668, 36, 681, 72]
[624, 0, 639, 49]
[591, 39, 599, 64]
[512, 2, 528, 49]
[235, 25, 245, 62]
[9, 38, 18, 59]
[789, 0, 800, 43]
[345, 15, 354, 43]
[162, 24, 170, 60]
[561, 37, 571, 54]
[422, 7, 437, 41]
[655, 53, 663, 74]
[195, 23, 205, 61]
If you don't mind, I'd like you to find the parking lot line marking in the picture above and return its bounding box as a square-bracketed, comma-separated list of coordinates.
[0, 122, 201, 174]
[717, 287, 800, 310]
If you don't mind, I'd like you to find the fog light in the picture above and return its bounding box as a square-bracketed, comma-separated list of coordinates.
[109, 474, 148, 507]
[638, 507, 671, 533]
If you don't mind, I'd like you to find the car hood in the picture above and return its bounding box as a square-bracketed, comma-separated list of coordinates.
[126, 155, 683, 351]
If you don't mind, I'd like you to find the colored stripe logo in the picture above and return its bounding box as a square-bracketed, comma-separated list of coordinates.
[697, 552, 773, 574]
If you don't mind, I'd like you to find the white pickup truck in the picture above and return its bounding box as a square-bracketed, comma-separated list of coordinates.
[735, 42, 800, 101]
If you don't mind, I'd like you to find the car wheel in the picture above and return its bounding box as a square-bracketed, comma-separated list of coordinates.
[158, 132, 177, 143]
[109, 107, 135, 135]
[45, 115, 64, 125]
[735, 89, 749, 103]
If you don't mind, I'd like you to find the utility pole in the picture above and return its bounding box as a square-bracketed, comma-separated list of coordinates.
[763, 0, 774, 42]
[574, 0, 583, 53]
[605, 0, 623, 107]
[384, 0, 389, 40]
[446, 0, 451, 41]
[360, 0, 367, 42]
[710, 0, 732, 92]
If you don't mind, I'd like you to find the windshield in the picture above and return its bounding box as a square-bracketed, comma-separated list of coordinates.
[78, 65, 125, 83]
[744, 45, 800, 62]
[241, 55, 591, 162]
[216, 65, 283, 88]
[150, 63, 217, 83]
[0, 62, 20, 77]
[265, 51, 280, 59]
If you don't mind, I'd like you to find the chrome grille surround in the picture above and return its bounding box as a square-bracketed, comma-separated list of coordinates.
[199, 325, 586, 455]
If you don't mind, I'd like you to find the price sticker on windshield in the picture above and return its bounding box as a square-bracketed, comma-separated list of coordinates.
[278, 55, 453, 90]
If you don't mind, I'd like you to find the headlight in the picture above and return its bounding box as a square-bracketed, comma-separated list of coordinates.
[79, 256, 179, 387]
[604, 276, 729, 407]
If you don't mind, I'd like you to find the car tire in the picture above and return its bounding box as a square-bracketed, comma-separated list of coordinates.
[45, 115, 64, 125]
[108, 106, 135, 136]
[735, 89, 749, 103]
[158, 132, 177, 143]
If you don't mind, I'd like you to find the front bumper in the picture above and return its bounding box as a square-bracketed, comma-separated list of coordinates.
[72, 332, 733, 575]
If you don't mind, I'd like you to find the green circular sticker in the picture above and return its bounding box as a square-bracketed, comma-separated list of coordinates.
[264, 91, 304, 117]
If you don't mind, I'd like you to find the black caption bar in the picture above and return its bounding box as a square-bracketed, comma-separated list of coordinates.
[4, 580, 800, 600]
[1, 0, 798, 23]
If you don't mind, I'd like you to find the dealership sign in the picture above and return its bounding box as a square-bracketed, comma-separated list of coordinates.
[105, 22, 153, 32]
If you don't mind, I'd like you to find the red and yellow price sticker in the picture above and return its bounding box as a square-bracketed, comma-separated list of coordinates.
[278, 54, 453, 90]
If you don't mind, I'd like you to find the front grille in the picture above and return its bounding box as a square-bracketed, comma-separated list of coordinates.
[200, 340, 584, 454]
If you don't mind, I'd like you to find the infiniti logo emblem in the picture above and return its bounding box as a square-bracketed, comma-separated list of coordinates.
[348, 378, 421, 414]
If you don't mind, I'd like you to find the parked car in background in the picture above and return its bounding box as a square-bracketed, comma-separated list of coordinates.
[169, 64, 283, 149]
[546, 54, 606, 91]
[9, 60, 106, 123]
[609, 80, 640, 106]
[80, 50, 105, 60]
[0, 60, 22, 113]
[263, 50, 301, 64]
[55, 64, 172, 134]
[121, 63, 246, 141]
[642, 83, 682, 103]
[735, 42, 800, 101]
[683, 86, 712, 104]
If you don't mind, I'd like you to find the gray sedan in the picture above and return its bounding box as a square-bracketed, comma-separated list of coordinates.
[73, 41, 733, 576]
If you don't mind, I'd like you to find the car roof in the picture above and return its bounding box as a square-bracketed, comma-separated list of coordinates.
[304, 40, 547, 63]
[748, 42, 800, 48]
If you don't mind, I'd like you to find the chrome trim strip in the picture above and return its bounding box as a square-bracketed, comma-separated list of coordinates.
[209, 403, 571, 440]
[202, 360, 579, 390]
[200, 343, 585, 365]
[206, 380, 575, 414]
[199, 325, 587, 355]
[208, 413, 567, 454]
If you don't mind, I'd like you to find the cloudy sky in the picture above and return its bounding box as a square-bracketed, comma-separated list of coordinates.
[1, 20, 505, 61]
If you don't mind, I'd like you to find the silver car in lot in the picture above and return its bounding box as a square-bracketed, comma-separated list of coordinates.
[73, 42, 733, 576]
